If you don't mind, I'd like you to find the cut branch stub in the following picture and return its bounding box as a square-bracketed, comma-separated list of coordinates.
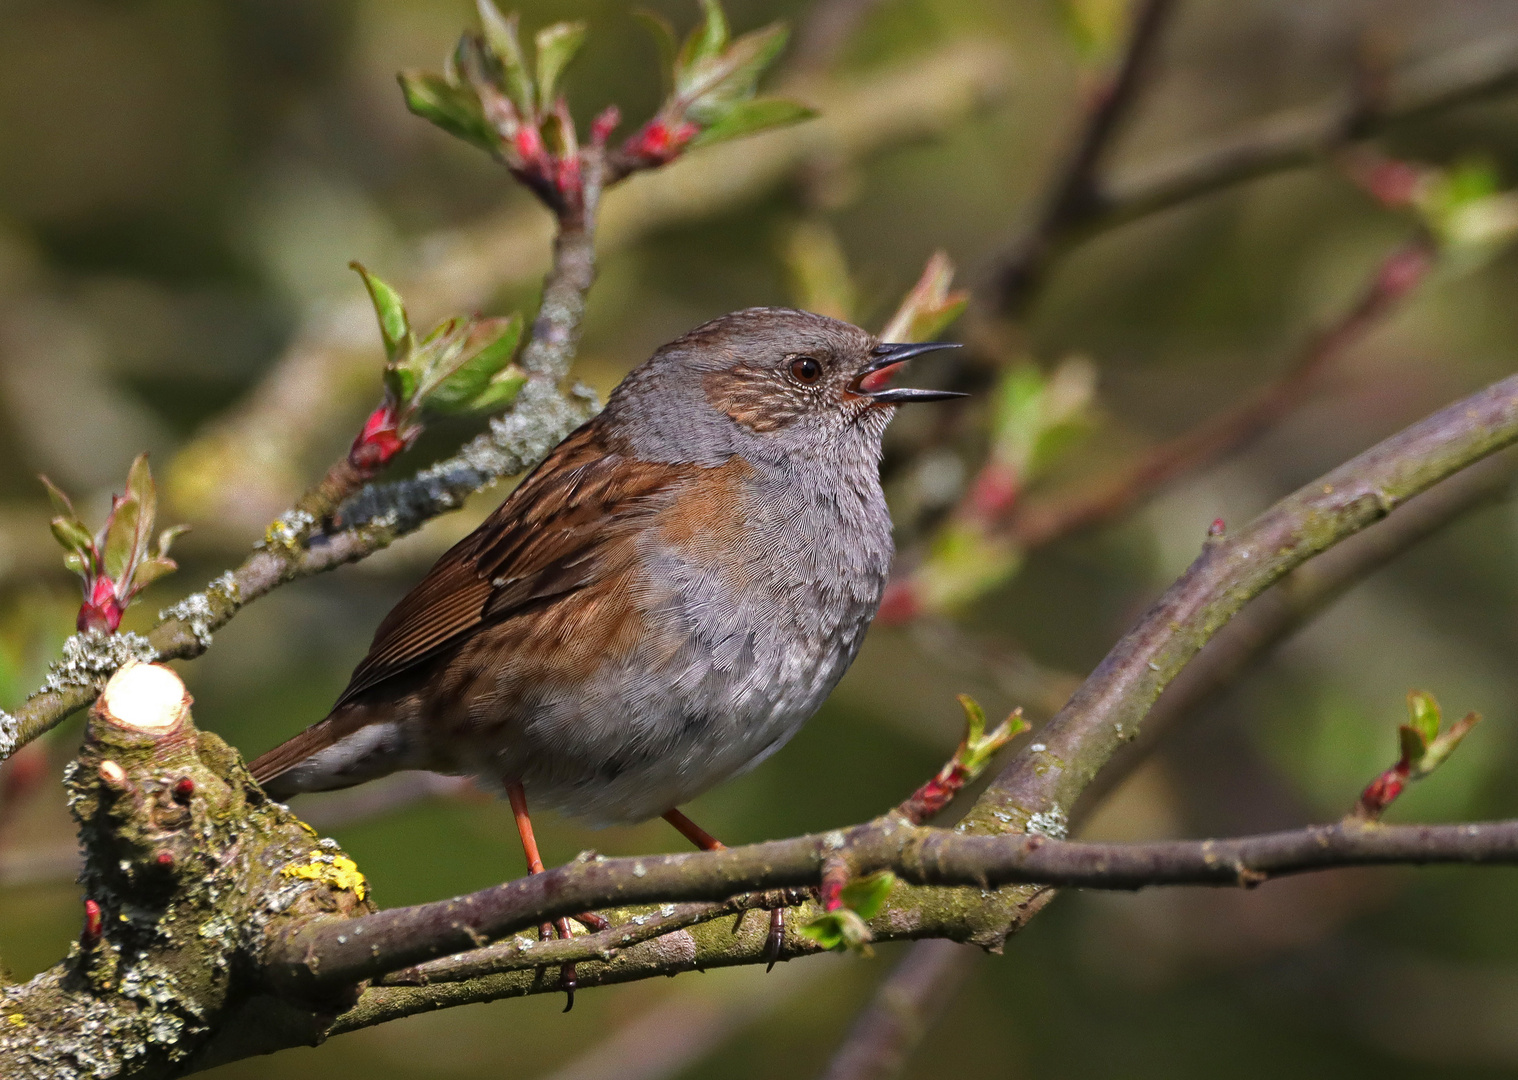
[96, 662, 191, 735]
[0, 665, 374, 1079]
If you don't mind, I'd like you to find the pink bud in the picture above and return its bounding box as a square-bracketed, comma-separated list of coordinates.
[515, 123, 546, 165]
[349, 403, 414, 472]
[967, 466, 1019, 521]
[590, 105, 621, 147]
[83, 898, 103, 941]
[623, 119, 697, 165]
[1208, 518, 1226, 537]
[78, 577, 124, 633]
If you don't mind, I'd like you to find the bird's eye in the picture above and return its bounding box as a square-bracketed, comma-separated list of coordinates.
[790, 356, 822, 384]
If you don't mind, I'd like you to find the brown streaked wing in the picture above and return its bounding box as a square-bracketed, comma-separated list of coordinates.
[331, 422, 691, 710]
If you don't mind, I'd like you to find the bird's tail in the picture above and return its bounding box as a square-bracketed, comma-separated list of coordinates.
[248, 703, 410, 801]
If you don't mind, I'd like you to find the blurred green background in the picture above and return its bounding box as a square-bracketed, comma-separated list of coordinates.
[5, 0, 1518, 1076]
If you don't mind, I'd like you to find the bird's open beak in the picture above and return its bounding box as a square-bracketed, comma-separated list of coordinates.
[849, 341, 966, 403]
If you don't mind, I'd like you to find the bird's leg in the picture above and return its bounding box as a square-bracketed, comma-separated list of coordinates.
[662, 808, 789, 970]
[508, 782, 581, 1012]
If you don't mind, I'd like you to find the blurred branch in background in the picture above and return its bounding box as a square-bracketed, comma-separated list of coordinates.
[989, 0, 1176, 315]
[818, 939, 980, 1080]
[884, 233, 1436, 626]
[988, 30, 1518, 314]
[536, 961, 830, 1080]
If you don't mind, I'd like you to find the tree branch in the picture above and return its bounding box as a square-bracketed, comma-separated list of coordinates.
[0, 136, 617, 768]
[1000, 239, 1434, 550]
[989, 33, 1518, 313]
[965, 372, 1518, 839]
[1075, 446, 1517, 818]
[990, 0, 1176, 314]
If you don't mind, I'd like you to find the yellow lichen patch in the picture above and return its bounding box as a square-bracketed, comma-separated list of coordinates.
[7, 1013, 25, 1027]
[281, 852, 368, 901]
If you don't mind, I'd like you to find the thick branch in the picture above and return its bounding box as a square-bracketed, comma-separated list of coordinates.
[966, 373, 1518, 835]
[264, 810, 1518, 997]
[1076, 447, 1517, 817]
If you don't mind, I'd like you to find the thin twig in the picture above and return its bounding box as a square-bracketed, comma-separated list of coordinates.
[988, 32, 1518, 313]
[990, 0, 1177, 313]
[1003, 239, 1434, 551]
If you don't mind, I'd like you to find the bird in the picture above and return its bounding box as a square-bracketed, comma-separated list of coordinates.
[249, 307, 961, 1000]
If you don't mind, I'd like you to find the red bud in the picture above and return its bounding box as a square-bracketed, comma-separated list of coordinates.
[173, 776, 195, 802]
[349, 403, 415, 472]
[78, 577, 124, 633]
[155, 851, 174, 868]
[83, 898, 103, 941]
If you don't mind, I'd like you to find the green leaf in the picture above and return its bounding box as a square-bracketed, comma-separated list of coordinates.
[692, 96, 815, 147]
[39, 475, 77, 521]
[535, 21, 587, 112]
[351, 262, 413, 365]
[102, 497, 142, 584]
[125, 453, 156, 537]
[477, 1, 534, 116]
[1420, 711, 1482, 775]
[799, 908, 873, 955]
[155, 524, 190, 559]
[469, 367, 529, 412]
[682, 23, 789, 120]
[957, 694, 988, 745]
[398, 70, 497, 154]
[1406, 690, 1441, 745]
[426, 314, 525, 412]
[880, 251, 969, 343]
[1398, 723, 1426, 768]
[129, 556, 178, 593]
[916, 522, 1023, 614]
[634, 9, 679, 95]
[677, 0, 730, 80]
[50, 517, 95, 561]
[839, 871, 895, 920]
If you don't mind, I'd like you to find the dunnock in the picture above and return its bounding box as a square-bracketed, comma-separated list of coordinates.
[249, 307, 960, 988]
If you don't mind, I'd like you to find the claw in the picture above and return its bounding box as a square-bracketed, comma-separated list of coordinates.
[574, 910, 610, 932]
[765, 907, 786, 972]
[560, 961, 577, 1012]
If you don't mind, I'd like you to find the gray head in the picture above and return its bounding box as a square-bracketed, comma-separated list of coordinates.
[602, 307, 962, 468]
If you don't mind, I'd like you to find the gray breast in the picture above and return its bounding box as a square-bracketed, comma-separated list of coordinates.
[518, 453, 893, 825]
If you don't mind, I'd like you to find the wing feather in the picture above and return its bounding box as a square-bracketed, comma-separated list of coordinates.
[330, 423, 689, 710]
